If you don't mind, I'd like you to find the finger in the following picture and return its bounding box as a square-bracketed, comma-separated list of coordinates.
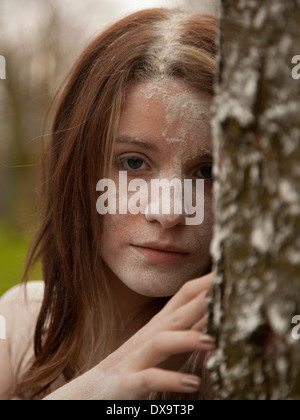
[137, 330, 216, 368]
[191, 316, 208, 332]
[166, 290, 209, 331]
[122, 368, 202, 399]
[161, 272, 214, 316]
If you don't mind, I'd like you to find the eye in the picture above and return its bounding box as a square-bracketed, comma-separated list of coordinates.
[196, 165, 213, 180]
[117, 155, 149, 171]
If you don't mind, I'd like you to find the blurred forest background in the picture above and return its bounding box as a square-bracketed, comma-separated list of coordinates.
[0, 0, 220, 295]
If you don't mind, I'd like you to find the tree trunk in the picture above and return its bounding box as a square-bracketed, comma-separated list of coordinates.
[208, 0, 300, 400]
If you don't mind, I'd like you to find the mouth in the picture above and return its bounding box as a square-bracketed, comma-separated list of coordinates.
[131, 243, 190, 264]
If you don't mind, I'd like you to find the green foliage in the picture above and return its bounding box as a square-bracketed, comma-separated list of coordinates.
[0, 223, 42, 296]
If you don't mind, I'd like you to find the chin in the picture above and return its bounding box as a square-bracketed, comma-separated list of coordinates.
[134, 288, 176, 298]
[125, 277, 189, 298]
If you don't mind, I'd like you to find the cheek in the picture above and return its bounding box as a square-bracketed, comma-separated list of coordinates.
[101, 214, 130, 248]
[204, 186, 214, 221]
[101, 190, 214, 249]
[193, 192, 214, 252]
[100, 209, 213, 297]
[100, 212, 147, 259]
[189, 221, 213, 256]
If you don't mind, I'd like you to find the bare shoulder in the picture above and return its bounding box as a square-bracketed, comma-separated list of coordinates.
[0, 281, 44, 306]
[0, 281, 44, 333]
[0, 281, 44, 303]
[0, 282, 44, 399]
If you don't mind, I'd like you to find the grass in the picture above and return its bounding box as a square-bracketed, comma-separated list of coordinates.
[0, 223, 42, 297]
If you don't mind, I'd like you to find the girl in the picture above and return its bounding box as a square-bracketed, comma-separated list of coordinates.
[0, 8, 217, 400]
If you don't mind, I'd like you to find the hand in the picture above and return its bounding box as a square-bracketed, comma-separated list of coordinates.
[97, 272, 215, 400]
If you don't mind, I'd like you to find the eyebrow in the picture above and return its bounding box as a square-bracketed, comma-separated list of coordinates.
[195, 151, 213, 161]
[115, 135, 213, 160]
[115, 136, 160, 153]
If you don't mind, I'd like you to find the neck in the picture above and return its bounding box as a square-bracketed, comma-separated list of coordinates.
[93, 262, 191, 375]
[102, 262, 169, 345]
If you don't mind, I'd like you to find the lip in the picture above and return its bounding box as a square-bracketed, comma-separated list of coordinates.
[131, 243, 190, 264]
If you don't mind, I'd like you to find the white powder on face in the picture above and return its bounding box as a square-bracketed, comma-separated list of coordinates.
[161, 85, 213, 178]
[165, 93, 212, 144]
[108, 225, 212, 298]
[137, 80, 212, 160]
[143, 11, 213, 148]
[101, 80, 214, 299]
[142, 80, 173, 101]
[100, 203, 214, 298]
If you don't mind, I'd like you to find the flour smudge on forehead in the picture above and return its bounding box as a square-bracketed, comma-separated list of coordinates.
[137, 82, 212, 139]
[133, 80, 213, 176]
[164, 92, 212, 145]
[144, 11, 214, 148]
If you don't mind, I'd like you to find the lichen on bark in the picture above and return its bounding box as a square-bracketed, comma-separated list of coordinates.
[208, 0, 300, 400]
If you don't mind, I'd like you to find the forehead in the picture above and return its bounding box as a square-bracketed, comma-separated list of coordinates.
[118, 80, 212, 155]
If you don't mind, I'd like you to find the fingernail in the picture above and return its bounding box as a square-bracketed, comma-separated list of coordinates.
[199, 334, 216, 346]
[181, 376, 201, 389]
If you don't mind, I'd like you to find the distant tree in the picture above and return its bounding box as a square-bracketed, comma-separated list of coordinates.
[208, 0, 300, 399]
[0, 0, 74, 229]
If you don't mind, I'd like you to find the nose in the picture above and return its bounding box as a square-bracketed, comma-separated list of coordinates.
[144, 179, 187, 229]
[145, 210, 186, 229]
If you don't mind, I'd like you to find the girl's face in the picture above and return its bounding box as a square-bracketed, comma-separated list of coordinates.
[100, 80, 214, 298]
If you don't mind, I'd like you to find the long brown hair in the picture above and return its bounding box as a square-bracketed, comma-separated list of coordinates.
[15, 8, 217, 399]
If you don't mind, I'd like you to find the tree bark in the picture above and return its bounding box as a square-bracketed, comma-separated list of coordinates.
[208, 0, 300, 400]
